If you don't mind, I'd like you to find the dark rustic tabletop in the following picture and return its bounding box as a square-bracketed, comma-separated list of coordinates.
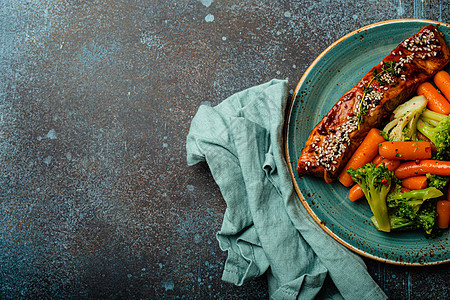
[1, 0, 449, 299]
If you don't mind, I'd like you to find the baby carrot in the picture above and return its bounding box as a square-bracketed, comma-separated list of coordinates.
[401, 176, 428, 190]
[417, 82, 450, 115]
[395, 160, 450, 179]
[372, 154, 383, 165]
[436, 200, 450, 229]
[381, 159, 401, 171]
[378, 141, 432, 160]
[400, 187, 411, 193]
[434, 70, 450, 102]
[348, 184, 365, 202]
[376, 156, 401, 169]
[372, 155, 401, 171]
[339, 128, 386, 187]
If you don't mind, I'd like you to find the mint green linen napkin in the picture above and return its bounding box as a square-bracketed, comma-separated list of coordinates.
[186, 79, 387, 299]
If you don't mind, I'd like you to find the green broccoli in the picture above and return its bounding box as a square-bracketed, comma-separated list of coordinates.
[371, 215, 419, 231]
[347, 163, 393, 232]
[426, 173, 449, 192]
[387, 187, 442, 216]
[383, 95, 428, 141]
[384, 187, 443, 235]
[415, 199, 439, 235]
[416, 108, 450, 160]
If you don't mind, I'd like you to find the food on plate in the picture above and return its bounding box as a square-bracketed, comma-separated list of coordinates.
[427, 173, 450, 191]
[395, 160, 450, 179]
[417, 81, 450, 114]
[295, 24, 450, 234]
[347, 163, 394, 232]
[348, 183, 365, 202]
[347, 156, 401, 202]
[346, 74, 450, 234]
[401, 176, 428, 190]
[373, 187, 443, 234]
[296, 25, 450, 184]
[417, 108, 450, 160]
[437, 199, 450, 229]
[382, 95, 428, 141]
[378, 141, 432, 160]
[338, 128, 385, 187]
[372, 155, 402, 171]
[433, 70, 450, 101]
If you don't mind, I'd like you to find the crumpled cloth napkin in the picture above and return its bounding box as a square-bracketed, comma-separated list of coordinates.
[186, 79, 387, 299]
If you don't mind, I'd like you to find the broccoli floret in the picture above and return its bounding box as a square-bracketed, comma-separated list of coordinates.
[383, 95, 428, 141]
[426, 173, 449, 192]
[371, 215, 419, 231]
[385, 187, 443, 235]
[387, 187, 443, 204]
[416, 199, 439, 235]
[387, 187, 443, 218]
[347, 163, 393, 232]
[417, 109, 450, 160]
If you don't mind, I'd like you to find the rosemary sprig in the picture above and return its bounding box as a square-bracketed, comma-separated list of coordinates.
[357, 61, 397, 126]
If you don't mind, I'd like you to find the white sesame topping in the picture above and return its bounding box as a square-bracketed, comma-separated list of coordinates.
[313, 115, 357, 171]
[403, 28, 440, 58]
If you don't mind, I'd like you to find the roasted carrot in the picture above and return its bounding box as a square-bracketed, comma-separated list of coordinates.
[400, 187, 411, 193]
[436, 200, 450, 229]
[401, 176, 428, 190]
[378, 141, 432, 160]
[372, 154, 383, 165]
[434, 70, 450, 102]
[417, 82, 450, 115]
[338, 128, 386, 187]
[372, 155, 401, 170]
[395, 160, 450, 179]
[381, 159, 401, 171]
[348, 184, 365, 202]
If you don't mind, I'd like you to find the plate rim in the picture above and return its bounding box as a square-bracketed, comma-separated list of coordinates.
[284, 18, 450, 266]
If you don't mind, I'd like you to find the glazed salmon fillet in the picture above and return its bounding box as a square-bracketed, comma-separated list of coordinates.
[297, 24, 450, 183]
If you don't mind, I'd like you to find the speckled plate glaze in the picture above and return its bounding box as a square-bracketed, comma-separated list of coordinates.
[286, 19, 450, 265]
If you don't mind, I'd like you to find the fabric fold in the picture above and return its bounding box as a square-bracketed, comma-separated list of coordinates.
[186, 79, 387, 300]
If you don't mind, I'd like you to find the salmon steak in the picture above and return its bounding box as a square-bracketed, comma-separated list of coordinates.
[297, 24, 450, 183]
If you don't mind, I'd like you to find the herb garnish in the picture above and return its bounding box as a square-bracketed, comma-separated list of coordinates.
[357, 61, 398, 126]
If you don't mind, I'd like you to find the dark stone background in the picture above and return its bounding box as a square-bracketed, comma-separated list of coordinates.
[1, 0, 448, 298]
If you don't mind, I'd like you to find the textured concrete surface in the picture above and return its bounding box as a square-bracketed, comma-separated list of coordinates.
[0, 0, 449, 298]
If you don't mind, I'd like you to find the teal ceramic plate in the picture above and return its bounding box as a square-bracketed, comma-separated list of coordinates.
[286, 19, 450, 265]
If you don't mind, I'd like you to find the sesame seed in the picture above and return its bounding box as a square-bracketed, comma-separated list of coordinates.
[313, 114, 357, 171]
[404, 29, 439, 57]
